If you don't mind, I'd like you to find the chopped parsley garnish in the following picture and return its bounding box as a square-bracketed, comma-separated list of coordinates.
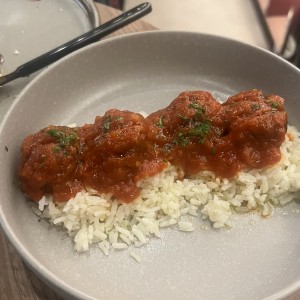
[52, 145, 62, 153]
[102, 115, 124, 132]
[172, 100, 211, 147]
[103, 115, 112, 131]
[47, 129, 77, 148]
[178, 114, 190, 121]
[251, 103, 261, 110]
[174, 133, 190, 147]
[266, 100, 280, 110]
[156, 116, 164, 128]
[115, 116, 124, 121]
[188, 101, 205, 115]
[189, 122, 211, 138]
[173, 121, 211, 147]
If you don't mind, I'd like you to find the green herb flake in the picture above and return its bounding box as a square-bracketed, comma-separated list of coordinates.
[188, 101, 206, 114]
[156, 116, 164, 128]
[47, 129, 64, 139]
[251, 103, 261, 110]
[178, 114, 190, 121]
[46, 129, 77, 148]
[174, 133, 190, 147]
[103, 115, 112, 131]
[52, 145, 62, 153]
[114, 116, 124, 122]
[189, 122, 211, 138]
[60, 134, 77, 147]
[266, 100, 280, 110]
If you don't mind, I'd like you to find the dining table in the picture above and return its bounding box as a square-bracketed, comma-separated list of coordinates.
[0, 3, 156, 300]
[0, 2, 299, 300]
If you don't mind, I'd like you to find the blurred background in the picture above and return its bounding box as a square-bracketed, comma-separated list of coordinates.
[95, 0, 300, 67]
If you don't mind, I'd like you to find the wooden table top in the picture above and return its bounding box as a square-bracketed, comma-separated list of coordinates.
[0, 3, 299, 300]
[0, 3, 156, 300]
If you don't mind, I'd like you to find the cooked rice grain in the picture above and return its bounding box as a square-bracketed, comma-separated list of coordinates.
[38, 126, 300, 254]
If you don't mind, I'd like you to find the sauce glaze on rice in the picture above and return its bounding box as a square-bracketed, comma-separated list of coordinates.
[35, 126, 300, 255]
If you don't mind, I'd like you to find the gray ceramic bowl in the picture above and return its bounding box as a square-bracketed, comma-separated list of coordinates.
[0, 31, 300, 300]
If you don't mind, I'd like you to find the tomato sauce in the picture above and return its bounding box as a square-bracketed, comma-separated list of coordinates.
[19, 89, 287, 203]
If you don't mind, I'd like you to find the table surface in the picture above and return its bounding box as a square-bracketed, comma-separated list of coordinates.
[0, 3, 156, 300]
[0, 3, 299, 300]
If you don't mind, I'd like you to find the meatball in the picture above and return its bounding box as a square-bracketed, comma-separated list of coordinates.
[19, 126, 79, 201]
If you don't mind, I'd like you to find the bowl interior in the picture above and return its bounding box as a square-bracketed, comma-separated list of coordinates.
[1, 31, 300, 300]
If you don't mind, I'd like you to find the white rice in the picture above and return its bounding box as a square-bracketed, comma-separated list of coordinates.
[129, 251, 142, 263]
[37, 126, 300, 254]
